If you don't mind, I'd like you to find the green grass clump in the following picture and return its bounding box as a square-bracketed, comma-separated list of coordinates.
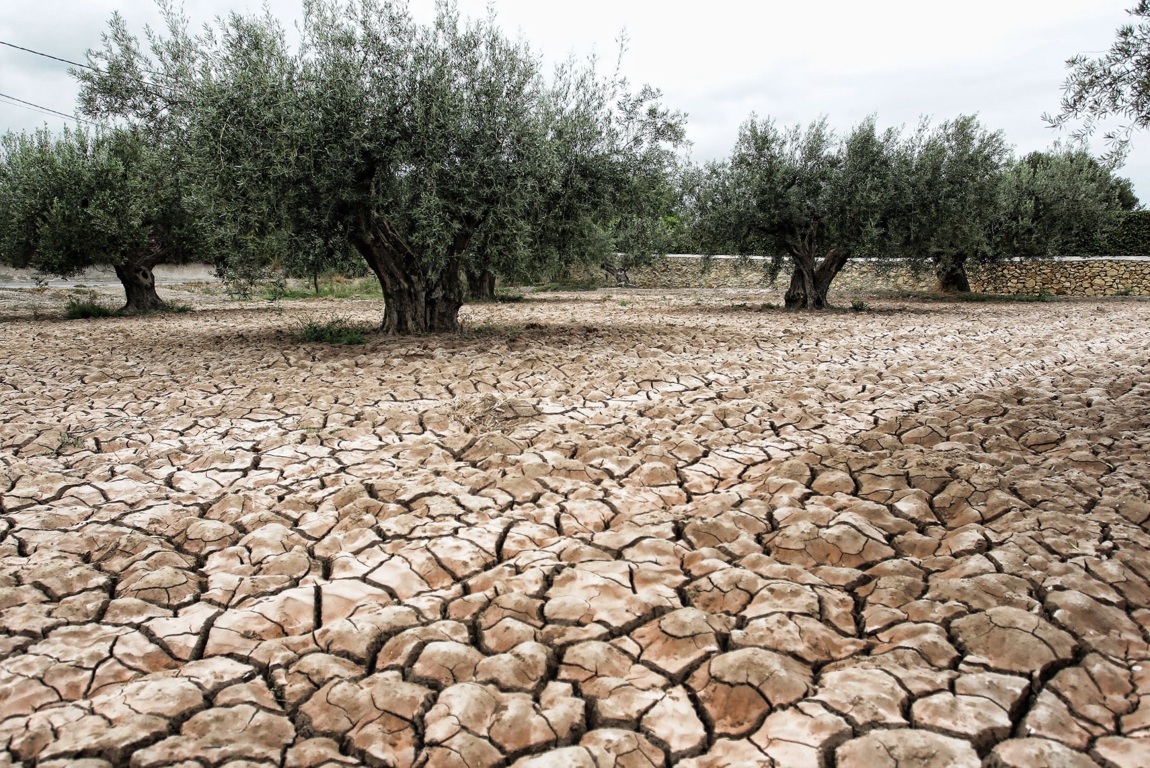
[64, 294, 118, 319]
[851, 299, 870, 312]
[296, 316, 368, 344]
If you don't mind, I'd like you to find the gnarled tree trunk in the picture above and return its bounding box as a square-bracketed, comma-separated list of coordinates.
[601, 260, 632, 287]
[784, 234, 849, 309]
[785, 261, 818, 309]
[936, 257, 971, 293]
[352, 214, 467, 334]
[114, 263, 166, 312]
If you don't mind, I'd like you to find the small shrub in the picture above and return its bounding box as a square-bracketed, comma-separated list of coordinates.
[65, 293, 118, 319]
[493, 292, 525, 303]
[851, 299, 870, 312]
[166, 302, 194, 313]
[1016, 291, 1053, 303]
[296, 316, 367, 344]
[54, 429, 85, 455]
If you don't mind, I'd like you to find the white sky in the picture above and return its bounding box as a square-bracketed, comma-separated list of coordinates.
[2, 1, 1146, 198]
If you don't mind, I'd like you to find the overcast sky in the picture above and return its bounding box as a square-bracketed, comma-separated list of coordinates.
[2, 1, 1147, 198]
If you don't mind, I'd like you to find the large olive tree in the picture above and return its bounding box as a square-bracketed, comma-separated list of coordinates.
[0, 126, 204, 311]
[77, 0, 684, 331]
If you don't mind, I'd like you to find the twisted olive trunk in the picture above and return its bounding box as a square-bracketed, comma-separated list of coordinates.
[784, 236, 849, 309]
[114, 263, 166, 312]
[936, 257, 971, 293]
[352, 214, 468, 334]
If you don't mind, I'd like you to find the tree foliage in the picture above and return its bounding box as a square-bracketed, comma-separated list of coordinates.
[76, 0, 685, 332]
[1103, 209, 1150, 254]
[994, 146, 1129, 261]
[0, 126, 204, 310]
[1049, 1, 1150, 164]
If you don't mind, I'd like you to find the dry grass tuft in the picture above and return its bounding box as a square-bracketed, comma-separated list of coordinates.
[449, 394, 540, 432]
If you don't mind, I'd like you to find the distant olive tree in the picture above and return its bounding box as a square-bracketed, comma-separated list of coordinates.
[899, 116, 1010, 292]
[993, 145, 1131, 260]
[77, 0, 685, 331]
[0, 126, 204, 311]
[690, 116, 906, 308]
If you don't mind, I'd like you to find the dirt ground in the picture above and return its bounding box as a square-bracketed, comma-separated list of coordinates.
[2, 286, 1150, 768]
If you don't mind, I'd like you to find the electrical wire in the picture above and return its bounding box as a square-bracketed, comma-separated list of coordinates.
[0, 92, 100, 126]
[0, 38, 177, 93]
[0, 40, 93, 70]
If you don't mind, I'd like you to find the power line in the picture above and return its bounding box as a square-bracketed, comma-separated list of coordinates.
[0, 38, 176, 93]
[0, 92, 100, 126]
[0, 40, 93, 70]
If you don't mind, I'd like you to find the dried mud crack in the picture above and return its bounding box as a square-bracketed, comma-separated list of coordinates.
[2, 290, 1150, 767]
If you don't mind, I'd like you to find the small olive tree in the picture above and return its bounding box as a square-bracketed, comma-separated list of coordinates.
[0, 126, 204, 311]
[899, 116, 1010, 292]
[690, 116, 905, 308]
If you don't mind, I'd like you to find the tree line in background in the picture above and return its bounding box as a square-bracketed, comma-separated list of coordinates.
[681, 116, 1137, 307]
[0, 0, 1146, 328]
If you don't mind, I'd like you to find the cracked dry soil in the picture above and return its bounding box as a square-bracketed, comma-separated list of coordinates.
[2, 290, 1150, 768]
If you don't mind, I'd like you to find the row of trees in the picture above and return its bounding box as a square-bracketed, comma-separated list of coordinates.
[681, 116, 1136, 308]
[0, 0, 1144, 326]
[3, 0, 687, 324]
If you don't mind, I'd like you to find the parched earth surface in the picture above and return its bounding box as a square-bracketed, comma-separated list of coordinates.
[2, 289, 1150, 768]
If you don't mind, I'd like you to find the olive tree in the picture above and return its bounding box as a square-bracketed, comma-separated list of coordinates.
[0, 126, 204, 311]
[77, 0, 685, 331]
[993, 145, 1131, 260]
[899, 116, 1010, 292]
[690, 116, 905, 308]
